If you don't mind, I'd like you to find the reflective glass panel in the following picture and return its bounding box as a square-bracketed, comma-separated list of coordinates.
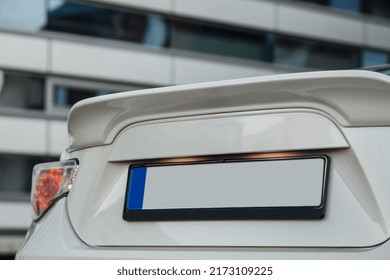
[329, 0, 361, 13]
[45, 0, 169, 47]
[52, 84, 141, 109]
[0, 71, 44, 111]
[363, 0, 390, 19]
[53, 85, 111, 108]
[361, 50, 389, 67]
[275, 37, 360, 69]
[172, 21, 273, 62]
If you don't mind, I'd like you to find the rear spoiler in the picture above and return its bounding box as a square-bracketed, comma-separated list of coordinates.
[67, 70, 390, 151]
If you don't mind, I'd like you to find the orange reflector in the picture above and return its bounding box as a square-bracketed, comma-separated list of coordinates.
[31, 160, 78, 220]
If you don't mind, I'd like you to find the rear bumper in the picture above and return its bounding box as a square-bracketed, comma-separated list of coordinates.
[16, 198, 390, 260]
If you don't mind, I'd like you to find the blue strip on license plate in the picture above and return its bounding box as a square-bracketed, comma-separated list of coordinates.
[126, 167, 147, 210]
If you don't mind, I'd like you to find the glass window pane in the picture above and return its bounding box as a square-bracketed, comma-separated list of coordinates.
[53, 84, 141, 109]
[329, 0, 362, 13]
[289, 0, 362, 13]
[0, 154, 57, 199]
[363, 0, 390, 19]
[275, 37, 359, 69]
[53, 85, 110, 108]
[143, 15, 169, 47]
[0, 72, 44, 111]
[45, 0, 169, 47]
[172, 21, 273, 62]
[361, 50, 389, 67]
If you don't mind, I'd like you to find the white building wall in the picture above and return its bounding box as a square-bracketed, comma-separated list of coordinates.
[276, 4, 365, 45]
[0, 116, 46, 155]
[367, 22, 390, 50]
[48, 120, 68, 156]
[0, 32, 48, 72]
[0, 116, 66, 156]
[0, 202, 30, 229]
[50, 40, 172, 85]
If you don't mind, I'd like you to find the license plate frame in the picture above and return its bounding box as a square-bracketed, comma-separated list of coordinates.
[123, 155, 329, 221]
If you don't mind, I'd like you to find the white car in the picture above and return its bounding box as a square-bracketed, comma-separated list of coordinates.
[17, 70, 390, 259]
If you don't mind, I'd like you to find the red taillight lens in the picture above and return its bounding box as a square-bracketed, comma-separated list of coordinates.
[32, 160, 78, 220]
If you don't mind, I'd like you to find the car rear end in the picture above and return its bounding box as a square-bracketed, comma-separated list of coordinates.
[17, 70, 390, 259]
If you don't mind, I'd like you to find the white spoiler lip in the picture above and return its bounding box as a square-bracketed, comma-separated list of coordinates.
[67, 70, 390, 151]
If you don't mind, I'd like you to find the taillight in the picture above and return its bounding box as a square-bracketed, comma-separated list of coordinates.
[31, 159, 78, 220]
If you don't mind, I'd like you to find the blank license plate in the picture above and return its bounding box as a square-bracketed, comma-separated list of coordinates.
[123, 156, 328, 221]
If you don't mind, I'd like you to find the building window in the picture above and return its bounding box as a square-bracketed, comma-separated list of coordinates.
[363, 0, 390, 19]
[275, 37, 360, 69]
[361, 50, 390, 68]
[1, 0, 388, 72]
[45, 0, 170, 47]
[0, 154, 58, 200]
[329, 0, 362, 13]
[42, 0, 390, 70]
[53, 85, 110, 109]
[47, 78, 142, 115]
[0, 71, 44, 111]
[0, 70, 145, 117]
[171, 21, 273, 62]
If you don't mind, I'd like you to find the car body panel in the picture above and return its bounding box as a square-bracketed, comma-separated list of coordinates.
[64, 126, 390, 248]
[17, 70, 390, 259]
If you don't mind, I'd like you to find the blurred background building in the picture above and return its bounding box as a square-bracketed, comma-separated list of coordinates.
[0, 0, 389, 258]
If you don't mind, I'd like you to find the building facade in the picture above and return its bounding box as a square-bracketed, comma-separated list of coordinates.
[0, 0, 390, 257]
